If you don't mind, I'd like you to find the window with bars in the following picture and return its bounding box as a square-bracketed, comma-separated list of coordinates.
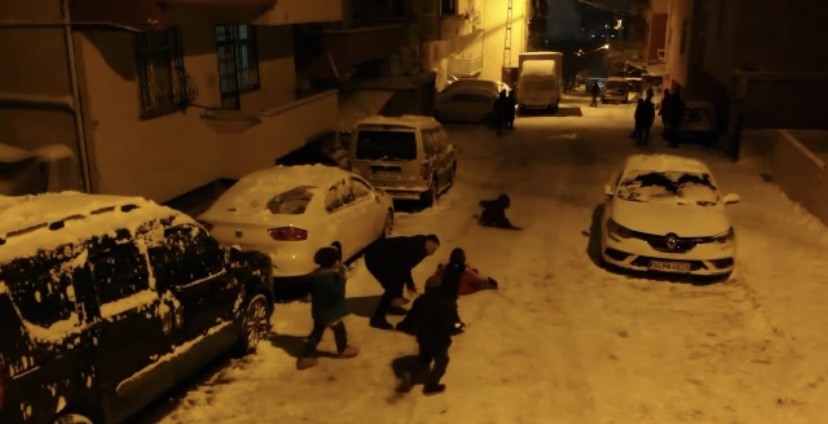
[135, 28, 195, 119]
[216, 24, 260, 110]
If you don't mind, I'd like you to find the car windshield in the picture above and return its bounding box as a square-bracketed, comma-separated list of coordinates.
[617, 171, 720, 205]
[355, 130, 417, 161]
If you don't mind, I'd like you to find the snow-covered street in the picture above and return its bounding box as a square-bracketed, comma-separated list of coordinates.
[136, 96, 828, 424]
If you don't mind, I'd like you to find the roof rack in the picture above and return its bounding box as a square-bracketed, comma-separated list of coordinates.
[0, 203, 143, 244]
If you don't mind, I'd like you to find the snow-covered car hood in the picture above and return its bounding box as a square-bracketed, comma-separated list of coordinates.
[610, 197, 731, 237]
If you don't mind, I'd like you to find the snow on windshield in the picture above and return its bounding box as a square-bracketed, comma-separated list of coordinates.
[617, 171, 719, 205]
[218, 184, 315, 215]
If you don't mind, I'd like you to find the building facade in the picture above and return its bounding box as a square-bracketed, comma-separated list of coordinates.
[0, 0, 341, 204]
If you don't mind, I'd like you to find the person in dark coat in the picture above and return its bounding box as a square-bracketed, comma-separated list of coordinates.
[505, 90, 517, 129]
[493, 90, 508, 136]
[478, 193, 521, 230]
[364, 234, 441, 330]
[659, 89, 675, 141]
[637, 92, 656, 146]
[296, 247, 358, 370]
[395, 275, 458, 395]
[631, 98, 645, 139]
[666, 87, 685, 148]
[590, 81, 601, 107]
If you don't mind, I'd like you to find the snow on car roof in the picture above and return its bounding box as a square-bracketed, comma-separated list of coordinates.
[0, 191, 191, 264]
[354, 114, 442, 131]
[624, 154, 711, 175]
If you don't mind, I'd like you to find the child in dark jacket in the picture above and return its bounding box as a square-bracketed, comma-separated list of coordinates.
[296, 247, 359, 370]
[395, 276, 458, 395]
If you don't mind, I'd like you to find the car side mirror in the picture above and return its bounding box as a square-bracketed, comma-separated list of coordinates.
[723, 193, 740, 204]
[604, 184, 614, 197]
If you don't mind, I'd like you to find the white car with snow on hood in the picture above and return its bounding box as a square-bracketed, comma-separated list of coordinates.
[600, 154, 740, 277]
[198, 165, 394, 278]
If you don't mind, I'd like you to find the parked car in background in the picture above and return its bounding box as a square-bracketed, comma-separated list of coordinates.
[442, 78, 510, 94]
[198, 165, 394, 279]
[276, 131, 350, 169]
[600, 154, 740, 278]
[602, 77, 631, 104]
[676, 101, 717, 144]
[0, 192, 273, 424]
[624, 77, 643, 102]
[435, 86, 498, 124]
[349, 115, 457, 206]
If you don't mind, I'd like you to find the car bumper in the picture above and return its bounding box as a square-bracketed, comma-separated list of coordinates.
[600, 232, 735, 276]
[375, 184, 430, 201]
[230, 244, 317, 278]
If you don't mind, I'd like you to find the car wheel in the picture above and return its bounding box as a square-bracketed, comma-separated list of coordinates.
[54, 413, 94, 424]
[238, 293, 271, 354]
[382, 211, 394, 238]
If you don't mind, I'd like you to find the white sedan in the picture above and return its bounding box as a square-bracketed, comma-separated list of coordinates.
[600, 154, 740, 277]
[198, 165, 394, 278]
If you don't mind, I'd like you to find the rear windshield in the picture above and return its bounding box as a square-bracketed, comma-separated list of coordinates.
[217, 184, 314, 214]
[606, 81, 628, 90]
[354, 130, 417, 161]
[266, 186, 314, 214]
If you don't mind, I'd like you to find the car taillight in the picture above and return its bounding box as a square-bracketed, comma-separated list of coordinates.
[420, 165, 429, 181]
[268, 227, 308, 241]
[197, 220, 214, 231]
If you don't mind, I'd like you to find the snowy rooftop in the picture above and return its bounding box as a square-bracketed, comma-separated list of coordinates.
[624, 154, 711, 174]
[0, 191, 187, 264]
[353, 114, 442, 132]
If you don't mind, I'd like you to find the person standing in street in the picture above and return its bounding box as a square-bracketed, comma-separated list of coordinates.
[505, 90, 517, 129]
[631, 98, 645, 140]
[590, 81, 601, 107]
[364, 234, 441, 330]
[394, 275, 458, 396]
[637, 93, 656, 146]
[493, 90, 508, 136]
[296, 247, 358, 370]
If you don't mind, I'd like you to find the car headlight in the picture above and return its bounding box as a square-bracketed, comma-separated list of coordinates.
[713, 227, 735, 244]
[607, 218, 634, 238]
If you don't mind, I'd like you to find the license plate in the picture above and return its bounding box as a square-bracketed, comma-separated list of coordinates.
[373, 171, 401, 180]
[649, 260, 691, 273]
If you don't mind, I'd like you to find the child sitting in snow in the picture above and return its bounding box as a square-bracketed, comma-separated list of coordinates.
[478, 193, 522, 230]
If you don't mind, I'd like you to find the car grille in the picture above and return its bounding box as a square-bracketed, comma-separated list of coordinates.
[629, 230, 715, 253]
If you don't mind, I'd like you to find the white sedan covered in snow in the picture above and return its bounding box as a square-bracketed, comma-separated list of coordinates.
[198, 165, 394, 278]
[600, 154, 740, 277]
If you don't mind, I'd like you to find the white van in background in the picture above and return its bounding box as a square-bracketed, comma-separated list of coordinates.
[516, 51, 563, 113]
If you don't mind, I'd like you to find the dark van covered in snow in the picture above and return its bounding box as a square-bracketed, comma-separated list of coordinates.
[0, 192, 273, 424]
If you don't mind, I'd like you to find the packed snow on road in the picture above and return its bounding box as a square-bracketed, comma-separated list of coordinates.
[142, 99, 828, 424]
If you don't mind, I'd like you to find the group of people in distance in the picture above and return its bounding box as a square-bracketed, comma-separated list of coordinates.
[293, 193, 522, 396]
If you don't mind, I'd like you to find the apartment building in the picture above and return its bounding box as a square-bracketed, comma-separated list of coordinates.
[0, 0, 342, 204]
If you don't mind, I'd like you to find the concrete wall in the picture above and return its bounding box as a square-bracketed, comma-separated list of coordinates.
[0, 0, 78, 153]
[771, 130, 828, 227]
[78, 18, 333, 203]
[480, 0, 529, 81]
[663, 0, 692, 90]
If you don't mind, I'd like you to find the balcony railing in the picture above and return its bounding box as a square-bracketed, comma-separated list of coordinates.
[449, 55, 483, 77]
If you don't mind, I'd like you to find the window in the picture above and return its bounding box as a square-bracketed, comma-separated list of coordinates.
[680, 18, 689, 54]
[89, 243, 150, 304]
[325, 180, 354, 212]
[440, 0, 457, 15]
[2, 248, 79, 328]
[351, 178, 372, 199]
[135, 28, 194, 119]
[216, 24, 260, 110]
[355, 130, 418, 161]
[148, 226, 224, 290]
[452, 93, 492, 103]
